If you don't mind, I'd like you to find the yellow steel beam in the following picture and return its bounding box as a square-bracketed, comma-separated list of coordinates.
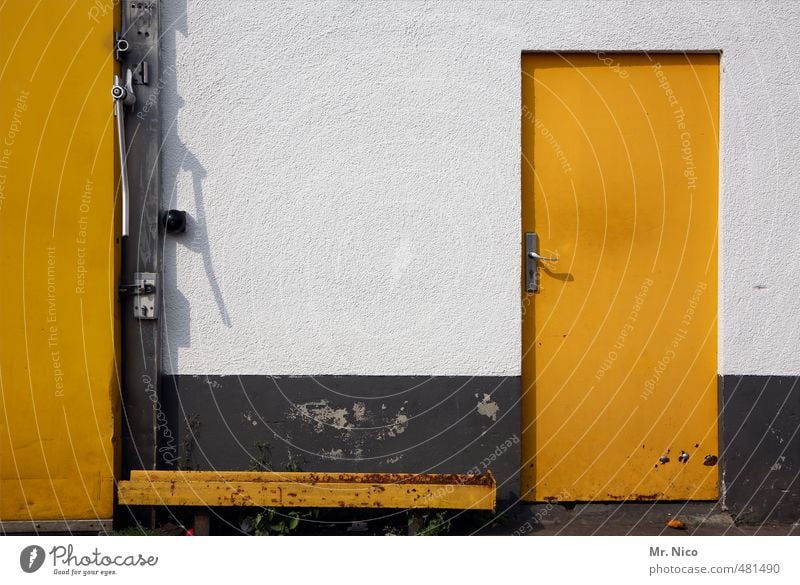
[118, 471, 495, 510]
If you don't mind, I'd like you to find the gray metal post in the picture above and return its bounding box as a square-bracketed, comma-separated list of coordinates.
[118, 1, 162, 496]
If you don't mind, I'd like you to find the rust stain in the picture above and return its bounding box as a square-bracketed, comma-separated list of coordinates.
[605, 493, 661, 501]
[230, 487, 253, 505]
[298, 472, 494, 486]
[634, 493, 660, 501]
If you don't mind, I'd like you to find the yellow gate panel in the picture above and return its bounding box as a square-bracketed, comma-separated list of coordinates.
[0, 2, 119, 521]
[521, 53, 719, 501]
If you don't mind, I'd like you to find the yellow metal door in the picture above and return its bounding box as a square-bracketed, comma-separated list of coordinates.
[0, 2, 119, 521]
[521, 53, 719, 501]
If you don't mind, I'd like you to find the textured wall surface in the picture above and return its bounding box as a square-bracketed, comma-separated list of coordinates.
[160, 1, 800, 376]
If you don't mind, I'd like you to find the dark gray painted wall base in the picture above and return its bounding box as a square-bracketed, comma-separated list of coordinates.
[720, 375, 799, 523]
[159, 375, 521, 503]
[155, 374, 799, 522]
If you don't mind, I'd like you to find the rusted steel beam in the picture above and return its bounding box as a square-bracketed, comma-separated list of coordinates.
[118, 471, 495, 510]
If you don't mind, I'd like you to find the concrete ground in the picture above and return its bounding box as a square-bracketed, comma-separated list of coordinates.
[491, 502, 799, 536]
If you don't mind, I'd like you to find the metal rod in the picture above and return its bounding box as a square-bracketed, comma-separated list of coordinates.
[112, 75, 130, 237]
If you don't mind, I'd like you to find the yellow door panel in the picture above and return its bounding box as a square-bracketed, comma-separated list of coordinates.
[521, 53, 719, 501]
[0, 2, 119, 520]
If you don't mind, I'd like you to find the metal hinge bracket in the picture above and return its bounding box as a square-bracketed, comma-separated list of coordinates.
[119, 272, 158, 319]
[132, 60, 149, 85]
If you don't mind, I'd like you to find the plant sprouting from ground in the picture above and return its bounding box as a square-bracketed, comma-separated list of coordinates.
[241, 507, 318, 536]
[412, 511, 451, 536]
[384, 511, 452, 536]
[241, 442, 315, 535]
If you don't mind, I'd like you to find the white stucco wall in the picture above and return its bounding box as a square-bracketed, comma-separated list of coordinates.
[160, 0, 800, 376]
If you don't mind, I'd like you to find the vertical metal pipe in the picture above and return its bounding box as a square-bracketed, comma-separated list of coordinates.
[113, 76, 130, 237]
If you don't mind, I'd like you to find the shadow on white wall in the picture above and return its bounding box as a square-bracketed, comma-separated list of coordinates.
[161, 1, 231, 374]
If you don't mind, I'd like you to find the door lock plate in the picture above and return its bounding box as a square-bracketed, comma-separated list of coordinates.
[525, 233, 559, 292]
[526, 232, 541, 293]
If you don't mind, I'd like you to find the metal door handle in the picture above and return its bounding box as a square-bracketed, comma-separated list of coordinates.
[112, 70, 135, 237]
[527, 251, 558, 262]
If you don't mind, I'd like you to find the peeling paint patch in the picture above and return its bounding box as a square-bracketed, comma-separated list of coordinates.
[352, 401, 366, 422]
[289, 400, 352, 433]
[386, 455, 403, 464]
[476, 393, 499, 420]
[322, 448, 344, 460]
[771, 455, 786, 471]
[242, 410, 258, 426]
[195, 376, 222, 389]
[387, 413, 409, 437]
[768, 426, 785, 444]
